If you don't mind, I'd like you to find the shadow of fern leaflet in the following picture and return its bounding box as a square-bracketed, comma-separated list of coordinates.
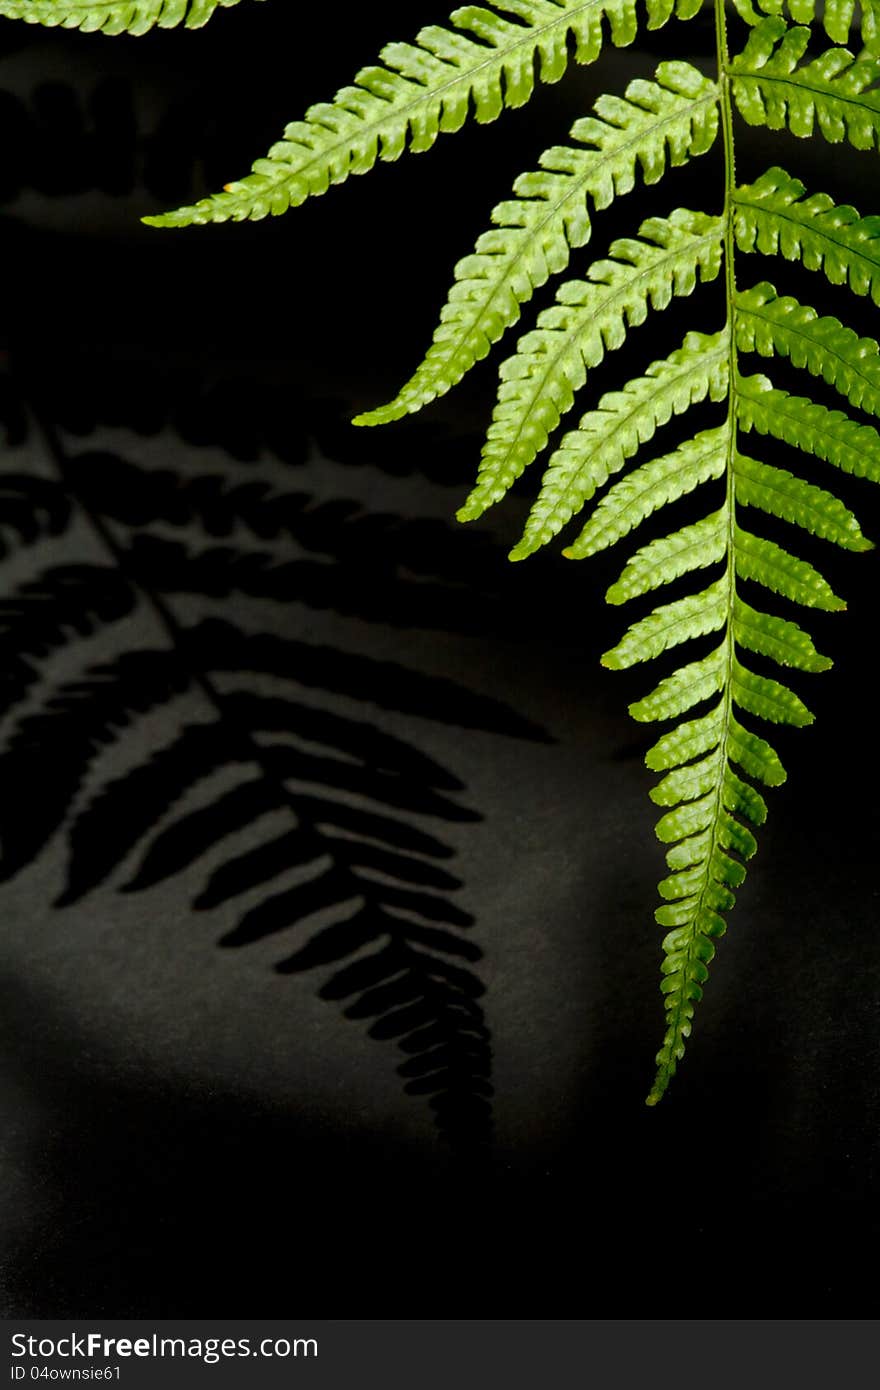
[69, 447, 513, 636]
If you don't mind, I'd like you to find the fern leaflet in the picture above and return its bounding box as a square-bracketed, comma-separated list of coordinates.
[512, 333, 728, 558]
[457, 209, 722, 521]
[731, 19, 880, 151]
[735, 281, 880, 418]
[0, 0, 256, 33]
[733, 166, 880, 303]
[356, 61, 719, 425]
[143, 0, 706, 227]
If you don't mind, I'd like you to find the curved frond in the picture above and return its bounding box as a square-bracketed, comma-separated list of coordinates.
[511, 330, 728, 558]
[734, 167, 880, 304]
[457, 209, 723, 522]
[735, 281, 880, 418]
[579, 338, 874, 1099]
[606, 509, 726, 602]
[732, 596, 831, 671]
[356, 62, 719, 426]
[564, 425, 728, 559]
[736, 369, 880, 480]
[144, 0, 706, 227]
[0, 0, 254, 33]
[733, 522, 844, 609]
[733, 449, 872, 550]
[601, 576, 729, 666]
[731, 19, 880, 154]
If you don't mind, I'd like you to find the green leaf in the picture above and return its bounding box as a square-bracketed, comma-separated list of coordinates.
[645, 706, 726, 774]
[606, 509, 727, 603]
[737, 371, 880, 481]
[733, 449, 872, 551]
[731, 657, 814, 725]
[648, 891, 732, 1102]
[655, 791, 717, 843]
[732, 596, 832, 671]
[630, 645, 728, 722]
[731, 20, 880, 154]
[727, 714, 787, 786]
[650, 747, 724, 806]
[601, 576, 728, 668]
[512, 336, 727, 559]
[744, 0, 880, 48]
[665, 830, 713, 869]
[564, 425, 728, 560]
[734, 167, 880, 305]
[111, 0, 880, 1107]
[721, 764, 767, 827]
[145, 0, 706, 227]
[717, 811, 758, 860]
[735, 282, 880, 421]
[733, 524, 845, 610]
[457, 209, 722, 523]
[356, 62, 719, 426]
[0, 0, 253, 31]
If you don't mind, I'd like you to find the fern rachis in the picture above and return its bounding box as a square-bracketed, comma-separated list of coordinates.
[7, 0, 880, 1104]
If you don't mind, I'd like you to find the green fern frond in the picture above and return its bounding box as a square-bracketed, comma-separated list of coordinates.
[733, 449, 872, 551]
[143, 0, 706, 227]
[601, 575, 729, 666]
[603, 468, 843, 1101]
[126, 0, 880, 1103]
[736, 370, 880, 480]
[733, 521, 844, 609]
[734, 167, 880, 304]
[563, 425, 727, 559]
[642, 671, 786, 1104]
[632, 649, 726, 721]
[511, 333, 727, 558]
[355, 61, 719, 426]
[457, 209, 722, 522]
[735, 282, 880, 417]
[574, 317, 874, 1098]
[606, 509, 727, 601]
[731, 19, 880, 152]
[732, 596, 832, 671]
[0, 0, 251, 32]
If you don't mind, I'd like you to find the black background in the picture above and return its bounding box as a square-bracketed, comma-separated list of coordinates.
[0, 0, 877, 1317]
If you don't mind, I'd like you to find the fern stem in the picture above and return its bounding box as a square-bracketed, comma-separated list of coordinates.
[646, 0, 741, 1106]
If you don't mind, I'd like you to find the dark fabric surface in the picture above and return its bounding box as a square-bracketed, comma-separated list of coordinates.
[0, 4, 877, 1317]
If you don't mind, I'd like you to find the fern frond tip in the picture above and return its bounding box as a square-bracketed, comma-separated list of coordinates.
[455, 503, 481, 524]
[141, 212, 188, 229]
[645, 1072, 671, 1105]
[352, 404, 405, 428]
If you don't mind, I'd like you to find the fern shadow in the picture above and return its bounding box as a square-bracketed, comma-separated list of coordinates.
[0, 372, 557, 1149]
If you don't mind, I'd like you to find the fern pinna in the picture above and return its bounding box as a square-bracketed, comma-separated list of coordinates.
[9, 0, 880, 1102]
